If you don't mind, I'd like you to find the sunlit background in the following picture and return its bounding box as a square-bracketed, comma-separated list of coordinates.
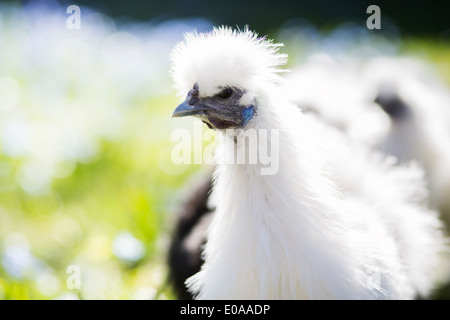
[0, 0, 449, 299]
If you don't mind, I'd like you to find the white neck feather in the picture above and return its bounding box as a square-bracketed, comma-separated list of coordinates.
[186, 89, 403, 299]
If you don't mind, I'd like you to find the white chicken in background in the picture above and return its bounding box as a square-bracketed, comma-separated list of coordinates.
[363, 57, 450, 225]
[286, 55, 450, 227]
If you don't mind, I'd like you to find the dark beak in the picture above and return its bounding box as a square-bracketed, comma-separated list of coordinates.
[172, 84, 254, 130]
[172, 101, 207, 118]
[374, 90, 410, 120]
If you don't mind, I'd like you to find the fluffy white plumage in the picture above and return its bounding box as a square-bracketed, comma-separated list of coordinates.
[171, 27, 447, 299]
[286, 55, 450, 225]
[362, 57, 450, 219]
[283, 54, 391, 146]
[171, 27, 287, 98]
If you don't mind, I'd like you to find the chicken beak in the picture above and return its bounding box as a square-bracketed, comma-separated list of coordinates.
[172, 101, 207, 118]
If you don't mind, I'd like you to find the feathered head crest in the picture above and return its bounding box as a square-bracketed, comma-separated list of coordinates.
[170, 26, 288, 98]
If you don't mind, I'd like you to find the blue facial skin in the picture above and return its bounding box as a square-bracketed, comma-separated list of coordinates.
[242, 106, 255, 126]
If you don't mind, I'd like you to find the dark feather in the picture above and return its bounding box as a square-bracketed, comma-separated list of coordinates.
[168, 175, 214, 299]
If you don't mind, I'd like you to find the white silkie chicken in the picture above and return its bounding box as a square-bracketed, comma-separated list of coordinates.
[170, 27, 446, 299]
[362, 57, 450, 226]
[286, 56, 450, 227]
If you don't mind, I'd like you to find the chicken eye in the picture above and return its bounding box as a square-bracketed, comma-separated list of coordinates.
[217, 87, 233, 99]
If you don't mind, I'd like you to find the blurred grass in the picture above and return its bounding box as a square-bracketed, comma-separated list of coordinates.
[0, 4, 449, 300]
[0, 94, 199, 300]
